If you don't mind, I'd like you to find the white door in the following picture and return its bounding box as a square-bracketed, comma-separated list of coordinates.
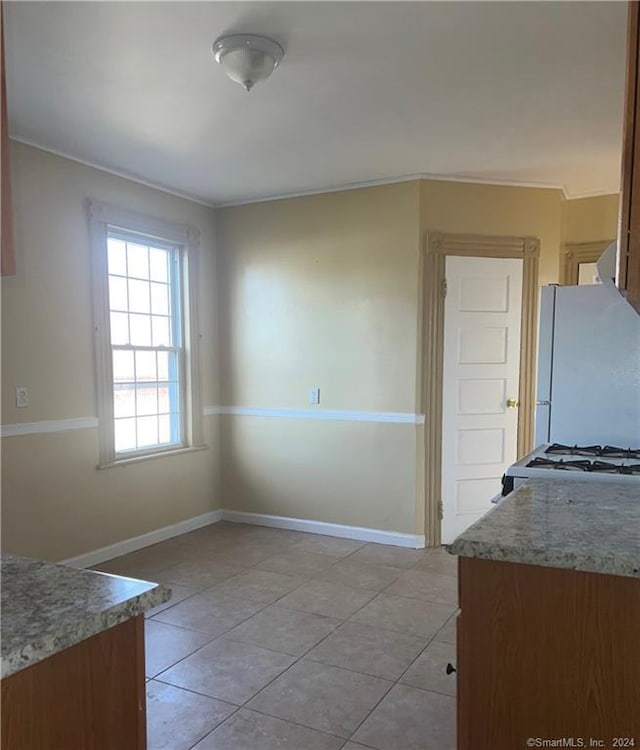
[441, 256, 523, 543]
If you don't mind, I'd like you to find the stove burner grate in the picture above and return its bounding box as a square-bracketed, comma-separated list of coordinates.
[544, 444, 640, 460]
[527, 457, 593, 471]
[545, 444, 601, 456]
[590, 461, 622, 473]
[527, 457, 640, 475]
[600, 446, 640, 460]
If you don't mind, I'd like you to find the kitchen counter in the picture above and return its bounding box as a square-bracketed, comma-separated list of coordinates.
[448, 478, 640, 579]
[1, 553, 170, 678]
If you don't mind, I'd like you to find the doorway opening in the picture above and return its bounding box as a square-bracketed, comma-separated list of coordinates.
[562, 240, 614, 286]
[421, 232, 540, 546]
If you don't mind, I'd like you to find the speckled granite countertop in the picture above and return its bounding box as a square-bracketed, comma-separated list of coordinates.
[1, 554, 170, 678]
[448, 478, 640, 579]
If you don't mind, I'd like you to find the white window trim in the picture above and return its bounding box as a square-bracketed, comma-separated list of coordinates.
[88, 199, 205, 467]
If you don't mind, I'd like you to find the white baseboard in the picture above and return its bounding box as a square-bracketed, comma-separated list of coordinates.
[62, 510, 224, 568]
[220, 509, 425, 549]
[62, 508, 425, 569]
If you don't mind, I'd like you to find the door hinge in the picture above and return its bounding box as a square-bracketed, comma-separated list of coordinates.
[441, 279, 448, 298]
[438, 499, 444, 520]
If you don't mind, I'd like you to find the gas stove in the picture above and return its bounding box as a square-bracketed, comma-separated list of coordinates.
[501, 443, 640, 497]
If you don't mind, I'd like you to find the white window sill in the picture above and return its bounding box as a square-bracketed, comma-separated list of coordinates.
[97, 444, 209, 470]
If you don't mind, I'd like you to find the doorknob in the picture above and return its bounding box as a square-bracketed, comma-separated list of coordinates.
[506, 398, 520, 409]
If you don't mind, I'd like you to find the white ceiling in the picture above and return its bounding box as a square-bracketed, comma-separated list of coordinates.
[5, 1, 627, 205]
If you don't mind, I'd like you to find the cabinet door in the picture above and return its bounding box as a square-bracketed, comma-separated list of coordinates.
[457, 557, 640, 750]
[618, 1, 640, 313]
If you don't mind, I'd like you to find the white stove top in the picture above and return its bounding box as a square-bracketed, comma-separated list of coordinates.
[506, 443, 640, 484]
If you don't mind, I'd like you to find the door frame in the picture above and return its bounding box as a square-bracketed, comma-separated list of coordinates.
[420, 231, 540, 547]
[561, 239, 614, 285]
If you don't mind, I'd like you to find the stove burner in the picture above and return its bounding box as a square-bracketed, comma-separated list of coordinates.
[616, 464, 640, 475]
[545, 444, 601, 456]
[590, 461, 640, 475]
[590, 461, 621, 473]
[527, 457, 640, 475]
[544, 444, 640, 459]
[527, 457, 593, 471]
[600, 446, 640, 460]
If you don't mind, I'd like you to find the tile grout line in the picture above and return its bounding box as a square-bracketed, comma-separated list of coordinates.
[147, 678, 245, 750]
[185, 703, 244, 750]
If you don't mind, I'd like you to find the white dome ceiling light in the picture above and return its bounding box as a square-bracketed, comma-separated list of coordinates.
[212, 34, 285, 92]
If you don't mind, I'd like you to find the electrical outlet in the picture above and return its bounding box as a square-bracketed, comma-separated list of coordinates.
[16, 386, 29, 408]
[310, 387, 320, 405]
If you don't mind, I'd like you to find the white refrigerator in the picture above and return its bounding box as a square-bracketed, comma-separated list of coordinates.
[535, 283, 640, 447]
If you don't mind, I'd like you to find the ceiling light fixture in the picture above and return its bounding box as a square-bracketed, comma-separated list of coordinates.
[212, 34, 284, 92]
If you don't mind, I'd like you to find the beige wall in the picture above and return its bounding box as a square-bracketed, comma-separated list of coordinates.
[217, 183, 421, 412]
[563, 193, 619, 245]
[1, 142, 221, 560]
[420, 180, 565, 285]
[216, 183, 423, 535]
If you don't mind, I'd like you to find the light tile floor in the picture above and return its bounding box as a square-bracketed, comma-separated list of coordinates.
[94, 522, 458, 750]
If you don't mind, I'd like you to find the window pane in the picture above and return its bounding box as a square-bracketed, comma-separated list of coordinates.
[107, 238, 127, 276]
[149, 248, 169, 282]
[158, 382, 170, 413]
[127, 243, 149, 279]
[114, 384, 136, 418]
[115, 417, 137, 452]
[130, 314, 152, 346]
[128, 279, 150, 314]
[157, 351, 169, 381]
[135, 350, 157, 382]
[152, 316, 170, 346]
[158, 414, 172, 444]
[137, 416, 158, 447]
[113, 350, 134, 381]
[110, 312, 129, 345]
[136, 384, 158, 416]
[108, 276, 128, 312]
[150, 282, 170, 315]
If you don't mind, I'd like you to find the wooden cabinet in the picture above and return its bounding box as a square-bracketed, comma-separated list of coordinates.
[618, 1, 640, 312]
[1, 615, 147, 750]
[457, 557, 640, 750]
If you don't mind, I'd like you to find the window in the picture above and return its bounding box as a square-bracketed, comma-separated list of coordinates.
[89, 201, 203, 466]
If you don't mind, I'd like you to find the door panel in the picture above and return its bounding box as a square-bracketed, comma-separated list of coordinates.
[442, 256, 523, 543]
[458, 275, 510, 312]
[458, 378, 506, 415]
[457, 428, 505, 465]
[458, 327, 508, 364]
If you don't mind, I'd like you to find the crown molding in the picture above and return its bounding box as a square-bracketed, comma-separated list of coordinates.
[562, 189, 620, 201]
[11, 135, 618, 207]
[215, 172, 569, 208]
